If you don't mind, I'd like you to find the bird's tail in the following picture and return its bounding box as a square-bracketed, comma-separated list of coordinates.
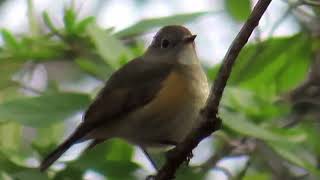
[40, 137, 74, 172]
[40, 125, 90, 172]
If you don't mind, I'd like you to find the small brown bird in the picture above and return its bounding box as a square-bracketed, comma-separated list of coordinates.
[40, 25, 209, 171]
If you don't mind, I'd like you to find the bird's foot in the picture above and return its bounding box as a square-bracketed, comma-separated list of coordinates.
[146, 175, 155, 180]
[165, 149, 194, 166]
[185, 151, 193, 166]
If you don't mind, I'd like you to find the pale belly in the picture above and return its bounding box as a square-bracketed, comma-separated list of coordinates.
[117, 70, 209, 147]
[122, 101, 202, 147]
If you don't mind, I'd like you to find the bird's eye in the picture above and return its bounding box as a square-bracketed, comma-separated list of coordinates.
[161, 39, 170, 48]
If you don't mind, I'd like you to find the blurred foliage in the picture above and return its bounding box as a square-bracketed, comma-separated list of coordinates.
[225, 0, 251, 21]
[0, 0, 319, 180]
[114, 12, 209, 38]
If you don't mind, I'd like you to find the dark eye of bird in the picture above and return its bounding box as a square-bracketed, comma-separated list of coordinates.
[161, 39, 170, 48]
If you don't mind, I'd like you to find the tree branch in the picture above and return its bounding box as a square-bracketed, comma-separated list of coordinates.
[153, 0, 273, 179]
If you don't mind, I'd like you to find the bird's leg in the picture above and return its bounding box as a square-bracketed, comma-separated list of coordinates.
[166, 147, 193, 166]
[141, 147, 159, 171]
[84, 139, 104, 153]
[185, 151, 193, 166]
[145, 175, 155, 180]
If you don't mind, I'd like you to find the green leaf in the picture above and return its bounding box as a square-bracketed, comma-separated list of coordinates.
[228, 34, 311, 97]
[56, 141, 138, 179]
[75, 17, 95, 34]
[206, 64, 220, 80]
[12, 169, 49, 180]
[220, 109, 304, 143]
[53, 167, 83, 180]
[243, 172, 271, 180]
[1, 30, 21, 49]
[0, 86, 22, 102]
[300, 124, 320, 155]
[20, 37, 66, 61]
[87, 23, 132, 69]
[34, 122, 64, 147]
[222, 87, 286, 120]
[225, 0, 251, 21]
[0, 151, 22, 173]
[42, 12, 60, 35]
[0, 60, 22, 89]
[0, 172, 12, 180]
[230, 35, 301, 83]
[63, 8, 77, 34]
[27, 0, 40, 36]
[75, 57, 112, 79]
[0, 35, 66, 62]
[268, 142, 320, 176]
[0, 92, 90, 127]
[105, 139, 134, 161]
[0, 151, 47, 179]
[175, 167, 205, 180]
[114, 12, 208, 38]
[0, 123, 21, 151]
[32, 141, 58, 159]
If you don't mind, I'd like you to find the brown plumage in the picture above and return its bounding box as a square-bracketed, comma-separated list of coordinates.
[40, 25, 209, 171]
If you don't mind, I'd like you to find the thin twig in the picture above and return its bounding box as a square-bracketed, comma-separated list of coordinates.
[202, 143, 233, 171]
[235, 159, 251, 180]
[152, 0, 273, 179]
[42, 12, 65, 40]
[215, 166, 234, 180]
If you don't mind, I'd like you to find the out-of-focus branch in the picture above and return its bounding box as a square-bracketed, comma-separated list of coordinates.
[235, 159, 251, 180]
[202, 136, 255, 172]
[215, 166, 234, 180]
[255, 141, 298, 180]
[302, 0, 320, 6]
[152, 0, 273, 179]
[202, 142, 234, 171]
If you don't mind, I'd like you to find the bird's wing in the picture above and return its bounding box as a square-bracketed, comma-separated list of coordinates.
[40, 57, 173, 171]
[83, 57, 173, 126]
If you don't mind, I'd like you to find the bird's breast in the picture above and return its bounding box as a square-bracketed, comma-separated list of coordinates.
[127, 66, 209, 145]
[147, 71, 192, 112]
[111, 64, 209, 147]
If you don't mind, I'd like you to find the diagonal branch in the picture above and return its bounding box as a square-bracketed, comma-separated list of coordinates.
[153, 0, 273, 179]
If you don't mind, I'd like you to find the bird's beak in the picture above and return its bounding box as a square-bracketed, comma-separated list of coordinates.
[183, 35, 197, 44]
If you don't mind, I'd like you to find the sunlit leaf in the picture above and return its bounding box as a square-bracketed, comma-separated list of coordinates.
[222, 87, 286, 120]
[114, 12, 208, 38]
[63, 8, 77, 34]
[0, 60, 22, 89]
[75, 57, 112, 79]
[87, 23, 132, 69]
[175, 166, 205, 180]
[0, 123, 21, 151]
[105, 139, 134, 161]
[0, 151, 47, 179]
[0, 92, 90, 127]
[42, 12, 60, 35]
[56, 141, 139, 179]
[225, 0, 251, 21]
[35, 122, 64, 147]
[220, 109, 304, 143]
[1, 30, 21, 49]
[53, 167, 83, 180]
[12, 169, 49, 180]
[226, 34, 311, 97]
[243, 172, 271, 180]
[75, 17, 95, 34]
[268, 142, 320, 176]
[0, 151, 22, 173]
